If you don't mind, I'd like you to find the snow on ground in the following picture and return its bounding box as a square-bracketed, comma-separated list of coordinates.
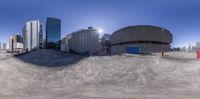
[0, 50, 199, 99]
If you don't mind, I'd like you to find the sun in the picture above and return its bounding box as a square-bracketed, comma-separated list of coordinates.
[97, 28, 104, 33]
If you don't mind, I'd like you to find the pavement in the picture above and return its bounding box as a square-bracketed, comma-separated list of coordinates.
[0, 53, 12, 59]
[0, 50, 199, 99]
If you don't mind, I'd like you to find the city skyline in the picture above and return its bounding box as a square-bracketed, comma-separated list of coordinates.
[0, 0, 200, 48]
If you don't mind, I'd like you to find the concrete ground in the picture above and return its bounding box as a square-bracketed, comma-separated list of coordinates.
[0, 49, 199, 99]
[0, 53, 12, 59]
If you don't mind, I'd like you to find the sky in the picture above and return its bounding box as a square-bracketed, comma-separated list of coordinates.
[0, 0, 200, 48]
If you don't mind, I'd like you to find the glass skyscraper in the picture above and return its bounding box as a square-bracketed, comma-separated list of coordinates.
[46, 17, 61, 50]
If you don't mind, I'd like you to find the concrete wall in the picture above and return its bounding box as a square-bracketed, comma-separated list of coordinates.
[61, 37, 69, 52]
[67, 28, 100, 54]
[111, 43, 171, 54]
[23, 20, 41, 51]
[111, 25, 172, 54]
[111, 25, 172, 45]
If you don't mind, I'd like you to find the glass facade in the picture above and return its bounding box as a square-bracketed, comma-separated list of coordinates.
[46, 17, 61, 50]
[39, 24, 43, 49]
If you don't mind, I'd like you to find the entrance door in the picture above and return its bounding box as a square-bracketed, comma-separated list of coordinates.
[126, 47, 140, 54]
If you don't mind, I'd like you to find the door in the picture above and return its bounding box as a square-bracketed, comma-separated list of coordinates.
[126, 47, 140, 54]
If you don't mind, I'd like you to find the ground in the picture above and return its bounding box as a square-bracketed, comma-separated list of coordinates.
[0, 49, 199, 99]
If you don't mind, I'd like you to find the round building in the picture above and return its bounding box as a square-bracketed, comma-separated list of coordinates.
[67, 27, 100, 54]
[111, 25, 173, 54]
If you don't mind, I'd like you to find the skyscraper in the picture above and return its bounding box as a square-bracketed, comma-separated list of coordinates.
[23, 20, 43, 51]
[46, 17, 61, 50]
[9, 36, 14, 51]
[39, 24, 43, 49]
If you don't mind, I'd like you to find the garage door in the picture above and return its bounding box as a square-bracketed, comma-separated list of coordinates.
[126, 47, 140, 54]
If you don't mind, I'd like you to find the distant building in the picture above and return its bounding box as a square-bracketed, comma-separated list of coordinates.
[171, 47, 180, 51]
[193, 42, 200, 51]
[100, 34, 111, 53]
[2, 43, 7, 50]
[67, 27, 100, 54]
[61, 37, 69, 52]
[196, 42, 200, 47]
[111, 25, 173, 54]
[188, 44, 192, 52]
[23, 20, 42, 51]
[0, 42, 1, 50]
[180, 47, 187, 52]
[9, 34, 24, 52]
[14, 33, 23, 43]
[46, 17, 61, 51]
[9, 36, 14, 51]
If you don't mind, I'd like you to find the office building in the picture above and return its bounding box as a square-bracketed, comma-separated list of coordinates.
[9, 34, 24, 52]
[46, 17, 61, 50]
[9, 36, 14, 51]
[23, 20, 43, 51]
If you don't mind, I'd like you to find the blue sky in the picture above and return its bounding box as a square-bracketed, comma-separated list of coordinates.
[0, 0, 200, 47]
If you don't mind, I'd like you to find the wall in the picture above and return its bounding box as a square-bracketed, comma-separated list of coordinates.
[111, 43, 171, 54]
[68, 29, 100, 54]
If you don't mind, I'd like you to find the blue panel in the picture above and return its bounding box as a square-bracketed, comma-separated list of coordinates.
[126, 47, 140, 54]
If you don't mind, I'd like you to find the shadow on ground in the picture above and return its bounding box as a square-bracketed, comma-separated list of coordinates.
[14, 49, 86, 68]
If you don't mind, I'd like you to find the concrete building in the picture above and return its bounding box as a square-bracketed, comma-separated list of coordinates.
[100, 34, 111, 53]
[193, 42, 200, 51]
[111, 25, 173, 54]
[9, 34, 24, 52]
[46, 17, 61, 51]
[2, 43, 6, 50]
[9, 36, 13, 51]
[61, 37, 69, 52]
[196, 42, 200, 47]
[23, 20, 42, 51]
[188, 44, 192, 52]
[67, 27, 100, 54]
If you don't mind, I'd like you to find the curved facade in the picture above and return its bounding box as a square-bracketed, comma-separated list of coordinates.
[67, 27, 100, 54]
[111, 25, 173, 54]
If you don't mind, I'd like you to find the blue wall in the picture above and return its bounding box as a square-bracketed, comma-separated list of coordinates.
[126, 47, 140, 54]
